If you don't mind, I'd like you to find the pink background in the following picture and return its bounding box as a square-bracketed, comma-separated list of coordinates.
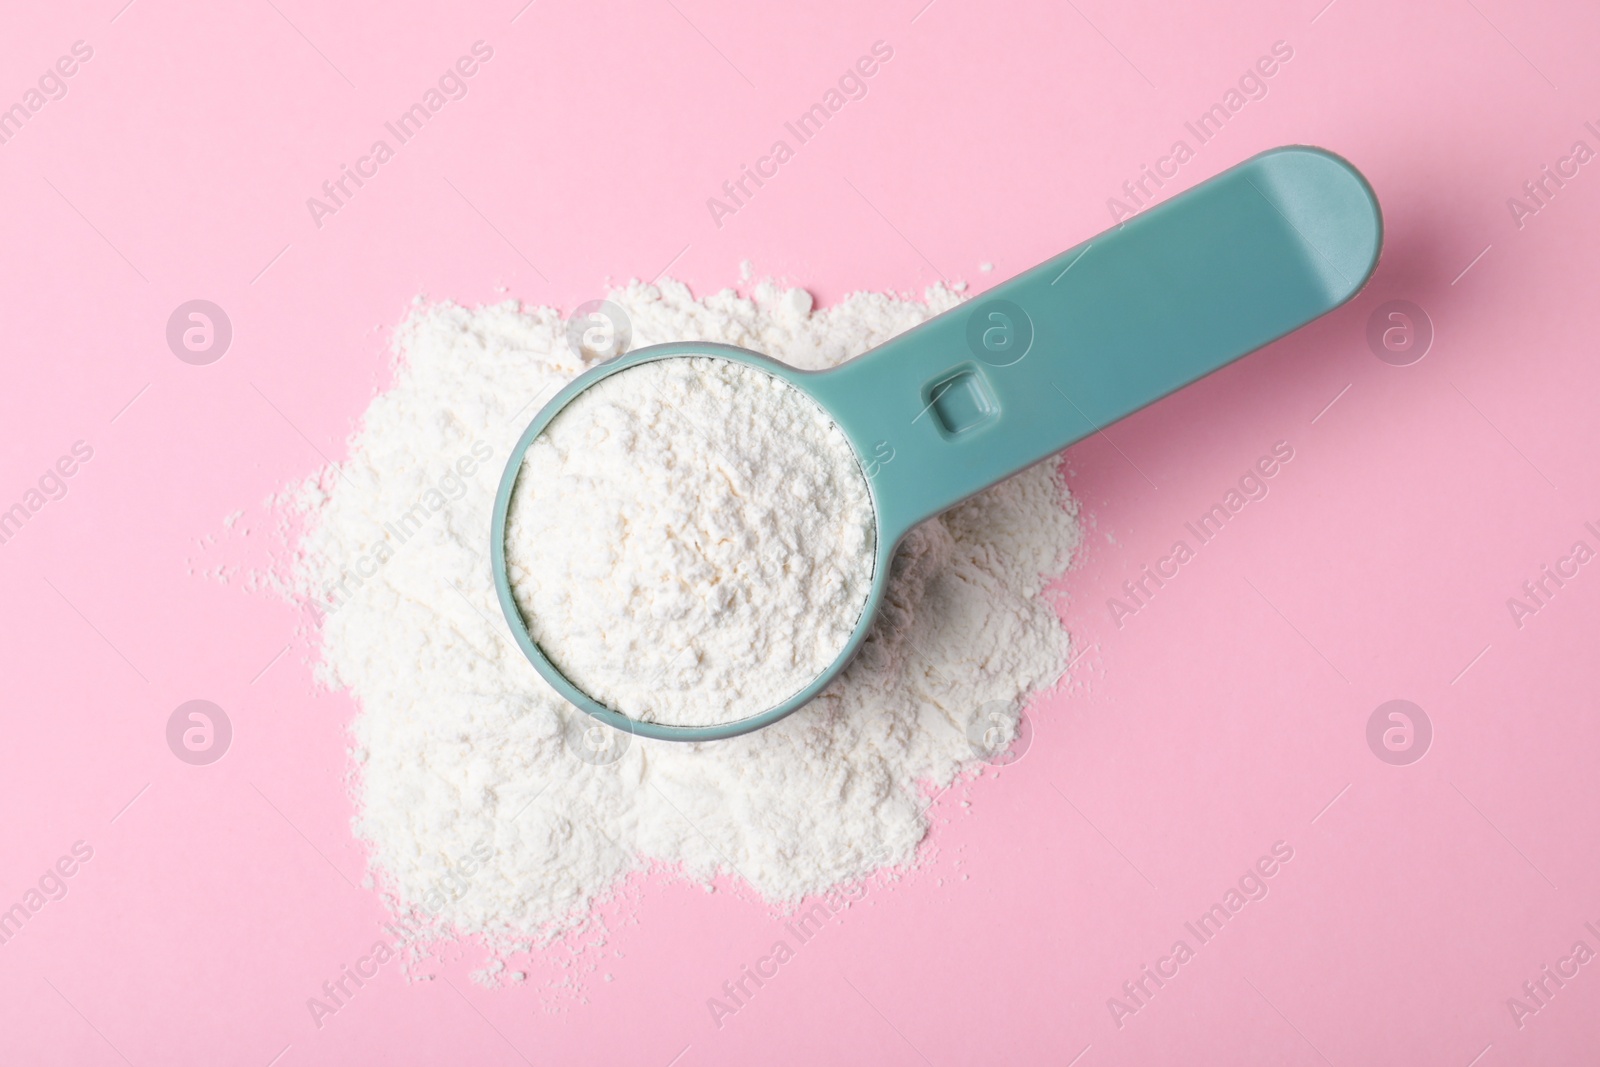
[3, 0, 1599, 1063]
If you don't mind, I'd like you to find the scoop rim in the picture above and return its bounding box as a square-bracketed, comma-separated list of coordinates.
[489, 340, 889, 743]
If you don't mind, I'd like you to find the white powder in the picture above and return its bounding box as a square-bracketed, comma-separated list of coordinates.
[272, 277, 1081, 963]
[505, 355, 876, 726]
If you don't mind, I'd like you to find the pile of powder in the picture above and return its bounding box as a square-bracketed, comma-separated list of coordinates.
[273, 277, 1081, 951]
[506, 355, 876, 726]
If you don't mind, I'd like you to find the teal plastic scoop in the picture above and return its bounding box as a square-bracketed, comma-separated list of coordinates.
[491, 145, 1381, 743]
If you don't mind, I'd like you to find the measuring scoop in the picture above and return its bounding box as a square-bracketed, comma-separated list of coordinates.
[491, 145, 1382, 743]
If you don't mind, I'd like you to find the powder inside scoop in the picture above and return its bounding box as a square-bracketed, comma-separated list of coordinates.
[505, 355, 876, 726]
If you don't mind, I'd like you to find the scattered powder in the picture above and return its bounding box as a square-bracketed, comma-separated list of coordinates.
[506, 356, 876, 726]
[273, 277, 1081, 956]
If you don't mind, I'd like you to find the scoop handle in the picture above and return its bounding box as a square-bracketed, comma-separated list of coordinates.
[806, 145, 1381, 544]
